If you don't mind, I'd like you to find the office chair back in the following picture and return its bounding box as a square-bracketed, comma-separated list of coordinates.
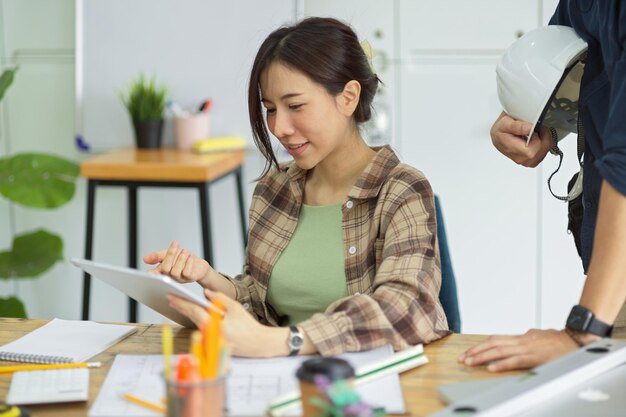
[435, 195, 461, 333]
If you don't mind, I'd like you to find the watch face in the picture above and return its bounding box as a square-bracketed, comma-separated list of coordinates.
[567, 305, 592, 331]
[290, 334, 304, 349]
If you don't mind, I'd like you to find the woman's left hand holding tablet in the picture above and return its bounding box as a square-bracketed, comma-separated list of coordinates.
[168, 289, 290, 357]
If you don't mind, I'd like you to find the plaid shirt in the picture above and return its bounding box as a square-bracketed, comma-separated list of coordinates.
[227, 145, 450, 356]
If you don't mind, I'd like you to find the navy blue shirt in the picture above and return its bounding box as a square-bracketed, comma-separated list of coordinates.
[550, 0, 626, 271]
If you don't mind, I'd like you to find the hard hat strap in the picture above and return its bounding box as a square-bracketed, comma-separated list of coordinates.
[546, 127, 570, 202]
[546, 112, 586, 202]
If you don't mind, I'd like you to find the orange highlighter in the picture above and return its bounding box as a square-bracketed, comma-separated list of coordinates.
[205, 299, 225, 378]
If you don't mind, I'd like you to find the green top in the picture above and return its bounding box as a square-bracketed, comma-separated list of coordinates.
[266, 202, 348, 325]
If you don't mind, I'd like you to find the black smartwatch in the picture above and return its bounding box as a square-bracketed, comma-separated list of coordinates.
[287, 326, 304, 356]
[565, 305, 613, 337]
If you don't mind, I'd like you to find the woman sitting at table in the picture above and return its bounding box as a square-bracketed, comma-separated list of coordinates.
[143, 17, 449, 358]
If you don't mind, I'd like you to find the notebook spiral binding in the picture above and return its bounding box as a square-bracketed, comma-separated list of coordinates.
[0, 352, 74, 364]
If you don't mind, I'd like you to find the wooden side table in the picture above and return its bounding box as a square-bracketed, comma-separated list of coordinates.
[79, 148, 247, 322]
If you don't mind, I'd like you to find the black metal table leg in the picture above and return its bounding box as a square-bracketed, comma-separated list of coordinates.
[81, 173, 242, 322]
[81, 180, 97, 320]
[128, 185, 138, 323]
[198, 183, 214, 266]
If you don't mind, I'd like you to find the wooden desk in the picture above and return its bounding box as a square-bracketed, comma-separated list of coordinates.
[79, 148, 247, 322]
[0, 319, 522, 417]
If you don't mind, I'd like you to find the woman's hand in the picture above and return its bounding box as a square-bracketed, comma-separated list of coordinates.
[167, 289, 291, 358]
[490, 112, 553, 168]
[144, 241, 237, 297]
[144, 241, 212, 284]
[458, 329, 579, 372]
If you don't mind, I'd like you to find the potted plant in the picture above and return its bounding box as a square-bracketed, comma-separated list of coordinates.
[120, 73, 168, 148]
[0, 67, 79, 317]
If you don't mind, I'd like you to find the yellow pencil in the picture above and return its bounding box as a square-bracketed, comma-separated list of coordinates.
[191, 330, 207, 378]
[123, 393, 166, 413]
[0, 361, 101, 374]
[162, 323, 173, 381]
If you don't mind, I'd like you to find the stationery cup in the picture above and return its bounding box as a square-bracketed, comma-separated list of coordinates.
[164, 375, 225, 417]
[296, 358, 355, 417]
[174, 112, 211, 150]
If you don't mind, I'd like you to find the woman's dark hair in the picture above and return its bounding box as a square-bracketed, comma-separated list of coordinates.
[248, 17, 381, 177]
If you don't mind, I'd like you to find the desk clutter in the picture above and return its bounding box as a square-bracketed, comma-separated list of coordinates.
[0, 316, 427, 416]
[87, 299, 419, 417]
[89, 346, 413, 417]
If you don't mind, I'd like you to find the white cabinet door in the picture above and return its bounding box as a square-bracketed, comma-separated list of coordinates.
[399, 0, 537, 55]
[304, 0, 395, 58]
[304, 0, 398, 146]
[398, 59, 539, 334]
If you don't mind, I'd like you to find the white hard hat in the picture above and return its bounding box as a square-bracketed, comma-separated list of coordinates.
[496, 25, 588, 142]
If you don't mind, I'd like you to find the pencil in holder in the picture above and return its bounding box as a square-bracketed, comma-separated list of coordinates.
[174, 112, 211, 151]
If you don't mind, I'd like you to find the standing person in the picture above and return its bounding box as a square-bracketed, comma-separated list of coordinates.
[144, 17, 449, 358]
[460, 0, 626, 372]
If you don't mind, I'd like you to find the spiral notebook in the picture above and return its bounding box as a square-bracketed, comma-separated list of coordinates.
[0, 318, 137, 364]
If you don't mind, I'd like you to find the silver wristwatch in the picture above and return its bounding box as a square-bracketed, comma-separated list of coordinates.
[287, 325, 304, 356]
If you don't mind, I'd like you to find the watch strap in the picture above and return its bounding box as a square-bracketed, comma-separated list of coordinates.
[288, 325, 303, 357]
[587, 318, 613, 337]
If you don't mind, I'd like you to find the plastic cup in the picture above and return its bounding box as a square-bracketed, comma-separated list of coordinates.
[164, 375, 225, 417]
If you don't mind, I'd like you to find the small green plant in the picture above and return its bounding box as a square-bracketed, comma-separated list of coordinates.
[120, 73, 168, 122]
[0, 67, 79, 317]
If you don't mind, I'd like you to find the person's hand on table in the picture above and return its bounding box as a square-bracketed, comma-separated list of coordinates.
[490, 112, 553, 168]
[168, 289, 290, 358]
[458, 329, 579, 372]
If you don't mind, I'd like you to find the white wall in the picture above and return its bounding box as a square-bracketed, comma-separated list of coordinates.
[1, 0, 582, 334]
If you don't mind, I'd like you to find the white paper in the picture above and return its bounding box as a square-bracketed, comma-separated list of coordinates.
[0, 318, 137, 363]
[89, 346, 405, 417]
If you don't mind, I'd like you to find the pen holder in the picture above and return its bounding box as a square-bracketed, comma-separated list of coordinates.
[296, 358, 355, 417]
[174, 112, 211, 150]
[165, 375, 225, 417]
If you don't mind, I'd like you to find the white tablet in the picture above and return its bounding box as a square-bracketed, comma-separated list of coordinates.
[71, 258, 210, 328]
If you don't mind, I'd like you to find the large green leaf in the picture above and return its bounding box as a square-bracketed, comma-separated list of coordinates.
[0, 67, 17, 102]
[0, 229, 63, 279]
[0, 296, 27, 318]
[0, 153, 79, 208]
